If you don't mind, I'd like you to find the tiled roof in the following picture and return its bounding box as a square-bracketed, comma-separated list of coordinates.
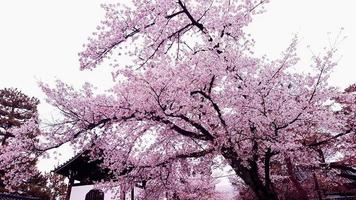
[52, 150, 87, 173]
[0, 193, 40, 200]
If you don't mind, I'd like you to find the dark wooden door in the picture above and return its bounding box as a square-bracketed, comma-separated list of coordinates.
[85, 189, 104, 200]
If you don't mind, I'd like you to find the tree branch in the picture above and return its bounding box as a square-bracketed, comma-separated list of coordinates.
[159, 117, 214, 141]
[36, 113, 136, 152]
[138, 148, 214, 169]
[171, 114, 215, 141]
[165, 10, 185, 19]
[190, 90, 227, 127]
[177, 0, 205, 32]
[308, 129, 354, 147]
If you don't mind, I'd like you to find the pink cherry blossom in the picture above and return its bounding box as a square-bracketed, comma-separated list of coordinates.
[2, 1, 355, 199]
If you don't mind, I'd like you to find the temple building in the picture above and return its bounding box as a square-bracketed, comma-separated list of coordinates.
[53, 150, 140, 200]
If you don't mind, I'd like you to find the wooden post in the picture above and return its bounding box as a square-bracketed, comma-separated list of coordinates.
[131, 187, 134, 200]
[66, 170, 75, 200]
[120, 183, 126, 200]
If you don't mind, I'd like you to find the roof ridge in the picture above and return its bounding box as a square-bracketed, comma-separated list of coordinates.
[0, 193, 40, 200]
[52, 149, 89, 173]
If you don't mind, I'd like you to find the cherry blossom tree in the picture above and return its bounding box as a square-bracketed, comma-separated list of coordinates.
[4, 0, 355, 199]
[39, 0, 356, 199]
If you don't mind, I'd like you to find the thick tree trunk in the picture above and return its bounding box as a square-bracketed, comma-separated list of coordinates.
[241, 171, 277, 200]
[285, 157, 309, 200]
[221, 146, 278, 200]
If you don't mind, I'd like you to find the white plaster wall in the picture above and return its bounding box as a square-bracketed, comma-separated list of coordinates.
[70, 182, 233, 200]
[70, 185, 120, 200]
[70, 185, 136, 200]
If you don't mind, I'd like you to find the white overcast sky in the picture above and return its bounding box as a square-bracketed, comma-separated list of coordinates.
[0, 0, 355, 171]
